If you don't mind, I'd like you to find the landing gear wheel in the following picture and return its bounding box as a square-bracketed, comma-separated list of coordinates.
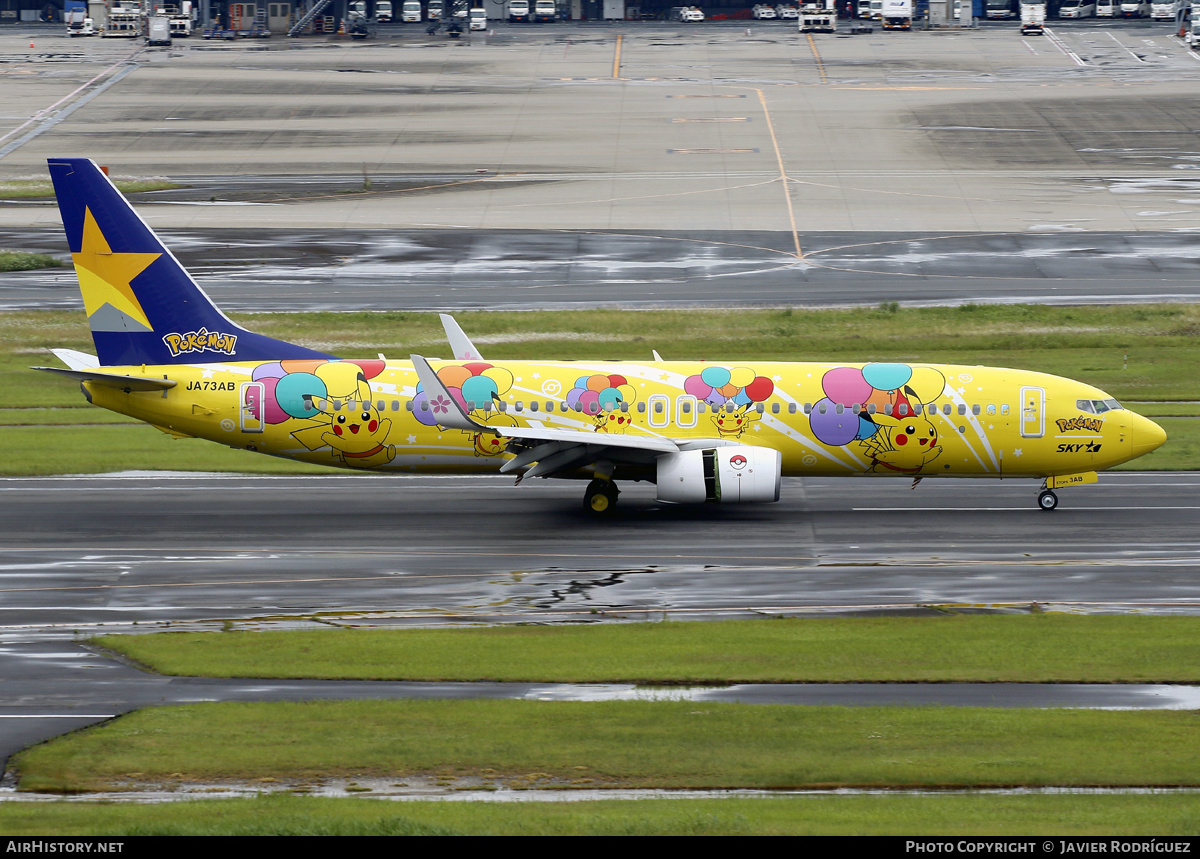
[1037, 489, 1059, 511]
[584, 479, 619, 515]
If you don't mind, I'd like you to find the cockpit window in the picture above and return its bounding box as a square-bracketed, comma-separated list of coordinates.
[1078, 398, 1123, 414]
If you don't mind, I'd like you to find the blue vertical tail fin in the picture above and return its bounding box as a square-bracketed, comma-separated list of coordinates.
[48, 158, 331, 367]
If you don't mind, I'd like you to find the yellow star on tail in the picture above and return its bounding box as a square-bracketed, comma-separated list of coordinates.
[71, 207, 161, 330]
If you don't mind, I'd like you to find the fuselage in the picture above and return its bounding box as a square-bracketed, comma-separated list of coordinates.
[78, 357, 1166, 482]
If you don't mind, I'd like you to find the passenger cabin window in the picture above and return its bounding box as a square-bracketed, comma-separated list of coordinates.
[987, 404, 995, 415]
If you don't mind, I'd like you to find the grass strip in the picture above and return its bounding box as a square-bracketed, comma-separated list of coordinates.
[0, 179, 181, 199]
[2, 794, 1200, 836]
[0, 251, 63, 272]
[95, 615, 1200, 684]
[13, 701, 1200, 793]
[0, 425, 331, 476]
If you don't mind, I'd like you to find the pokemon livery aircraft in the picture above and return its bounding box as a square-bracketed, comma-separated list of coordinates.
[38, 158, 1167, 513]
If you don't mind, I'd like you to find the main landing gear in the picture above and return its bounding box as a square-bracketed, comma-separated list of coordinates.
[1037, 489, 1059, 511]
[584, 478, 619, 515]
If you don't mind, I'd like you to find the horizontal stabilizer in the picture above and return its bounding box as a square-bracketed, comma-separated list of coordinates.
[50, 348, 100, 371]
[32, 366, 176, 391]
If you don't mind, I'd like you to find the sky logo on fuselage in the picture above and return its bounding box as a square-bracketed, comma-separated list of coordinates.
[162, 328, 238, 358]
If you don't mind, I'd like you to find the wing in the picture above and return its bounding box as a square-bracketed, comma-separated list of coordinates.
[410, 354, 679, 479]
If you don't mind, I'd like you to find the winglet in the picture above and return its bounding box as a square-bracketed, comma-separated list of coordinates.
[439, 314, 485, 361]
[410, 354, 486, 432]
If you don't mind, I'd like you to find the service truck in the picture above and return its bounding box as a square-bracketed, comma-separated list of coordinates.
[1019, 0, 1045, 31]
[985, 0, 1015, 15]
[1149, 0, 1180, 17]
[146, 14, 171, 43]
[66, 7, 95, 33]
[799, 0, 837, 29]
[103, 2, 142, 36]
[533, 0, 556, 19]
[1120, 0, 1149, 13]
[880, 0, 912, 27]
[426, 0, 443, 17]
[1095, 0, 1115, 13]
[402, 0, 421, 20]
[508, 0, 529, 18]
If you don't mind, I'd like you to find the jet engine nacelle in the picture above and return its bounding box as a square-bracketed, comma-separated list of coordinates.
[655, 446, 782, 504]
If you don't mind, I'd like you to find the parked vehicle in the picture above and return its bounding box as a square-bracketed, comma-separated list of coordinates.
[533, 0, 556, 20]
[469, 4, 487, 26]
[985, 0, 1015, 16]
[880, 0, 912, 26]
[1095, 0, 1115, 13]
[1058, 0, 1094, 15]
[1149, 0, 1174, 16]
[426, 0, 444, 18]
[1119, 0, 1150, 14]
[776, 4, 799, 17]
[66, 7, 95, 34]
[146, 14, 172, 44]
[1020, 0, 1046, 32]
[753, 3, 778, 17]
[402, 0, 421, 20]
[508, 0, 530, 19]
[669, 5, 705, 20]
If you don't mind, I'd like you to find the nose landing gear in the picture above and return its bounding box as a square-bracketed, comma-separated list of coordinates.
[1037, 488, 1058, 511]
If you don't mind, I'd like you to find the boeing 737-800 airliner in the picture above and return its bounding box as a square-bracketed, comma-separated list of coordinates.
[35, 158, 1167, 513]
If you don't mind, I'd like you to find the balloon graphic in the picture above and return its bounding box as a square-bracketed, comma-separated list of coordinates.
[809, 398, 858, 446]
[862, 363, 911, 393]
[684, 367, 775, 411]
[821, 366, 873, 406]
[701, 366, 731, 389]
[567, 374, 636, 415]
[274, 372, 325, 420]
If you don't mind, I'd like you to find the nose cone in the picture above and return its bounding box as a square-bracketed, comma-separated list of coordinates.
[1130, 412, 1167, 459]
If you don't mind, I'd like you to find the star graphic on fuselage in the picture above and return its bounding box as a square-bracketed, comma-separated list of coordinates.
[71, 207, 161, 330]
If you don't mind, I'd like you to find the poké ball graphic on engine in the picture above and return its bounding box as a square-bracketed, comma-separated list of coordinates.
[729, 453, 748, 470]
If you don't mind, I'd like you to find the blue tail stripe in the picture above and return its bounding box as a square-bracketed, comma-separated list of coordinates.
[48, 158, 333, 367]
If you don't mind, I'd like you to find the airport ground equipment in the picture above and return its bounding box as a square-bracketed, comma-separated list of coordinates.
[881, 0, 912, 26]
[799, 0, 837, 29]
[1019, 0, 1045, 30]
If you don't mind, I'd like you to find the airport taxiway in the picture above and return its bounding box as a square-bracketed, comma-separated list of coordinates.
[2, 471, 1200, 770]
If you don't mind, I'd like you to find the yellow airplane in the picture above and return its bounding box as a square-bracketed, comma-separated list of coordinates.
[36, 158, 1167, 513]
